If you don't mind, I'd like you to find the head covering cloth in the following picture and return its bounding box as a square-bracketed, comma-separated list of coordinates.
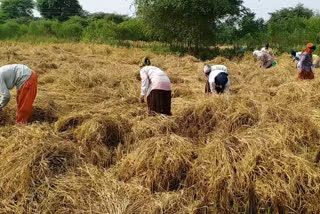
[203, 65, 211, 75]
[139, 57, 151, 67]
[302, 43, 316, 55]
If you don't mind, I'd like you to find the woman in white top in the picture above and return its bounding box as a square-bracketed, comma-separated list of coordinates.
[139, 57, 172, 115]
[204, 65, 230, 94]
[261, 42, 274, 56]
[253, 50, 275, 69]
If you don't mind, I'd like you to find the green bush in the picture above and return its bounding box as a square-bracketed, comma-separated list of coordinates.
[0, 11, 317, 57]
[66, 16, 88, 27]
[56, 22, 83, 41]
[117, 18, 148, 41]
[82, 19, 117, 43]
[27, 20, 60, 37]
[0, 21, 24, 38]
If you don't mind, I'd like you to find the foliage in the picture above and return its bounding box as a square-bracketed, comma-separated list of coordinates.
[0, 21, 26, 38]
[117, 18, 148, 41]
[0, 3, 317, 56]
[268, 3, 314, 24]
[82, 20, 118, 43]
[216, 8, 266, 46]
[36, 0, 84, 21]
[87, 13, 128, 24]
[0, 0, 34, 21]
[135, 0, 243, 53]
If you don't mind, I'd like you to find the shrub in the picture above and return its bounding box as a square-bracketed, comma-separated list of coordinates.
[117, 18, 148, 41]
[82, 19, 117, 43]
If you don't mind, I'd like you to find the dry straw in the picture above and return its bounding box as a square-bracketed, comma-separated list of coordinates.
[1, 42, 320, 213]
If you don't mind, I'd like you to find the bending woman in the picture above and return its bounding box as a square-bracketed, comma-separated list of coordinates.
[0, 64, 38, 123]
[204, 65, 230, 94]
[139, 57, 172, 115]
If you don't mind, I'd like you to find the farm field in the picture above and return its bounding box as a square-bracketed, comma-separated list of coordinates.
[1, 41, 320, 213]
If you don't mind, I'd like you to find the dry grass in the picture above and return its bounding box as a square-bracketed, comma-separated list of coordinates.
[1, 41, 320, 213]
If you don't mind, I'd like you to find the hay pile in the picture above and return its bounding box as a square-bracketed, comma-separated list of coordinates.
[1, 41, 320, 213]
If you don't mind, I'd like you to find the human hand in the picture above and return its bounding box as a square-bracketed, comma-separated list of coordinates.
[140, 96, 145, 103]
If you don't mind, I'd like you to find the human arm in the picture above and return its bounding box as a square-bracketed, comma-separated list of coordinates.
[299, 53, 306, 72]
[140, 68, 149, 98]
[0, 78, 10, 108]
[140, 95, 145, 103]
[209, 80, 216, 95]
[224, 79, 230, 93]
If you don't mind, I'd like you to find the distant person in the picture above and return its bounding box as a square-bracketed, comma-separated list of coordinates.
[291, 50, 302, 68]
[234, 45, 245, 57]
[298, 43, 316, 80]
[290, 50, 319, 69]
[0, 64, 38, 123]
[253, 50, 275, 69]
[204, 65, 230, 94]
[291, 50, 302, 62]
[139, 57, 172, 115]
[261, 42, 274, 56]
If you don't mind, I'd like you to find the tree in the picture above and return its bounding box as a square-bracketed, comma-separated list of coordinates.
[87, 13, 128, 24]
[216, 8, 266, 43]
[237, 11, 265, 38]
[135, 0, 243, 53]
[0, 0, 34, 20]
[268, 4, 314, 24]
[36, 0, 84, 21]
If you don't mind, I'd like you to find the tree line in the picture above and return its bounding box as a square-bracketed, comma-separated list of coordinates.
[0, 0, 319, 57]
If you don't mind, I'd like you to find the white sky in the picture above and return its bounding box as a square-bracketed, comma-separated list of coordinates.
[77, 0, 319, 20]
[78, 0, 136, 16]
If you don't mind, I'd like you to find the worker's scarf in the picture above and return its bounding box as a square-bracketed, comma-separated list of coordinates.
[302, 43, 315, 55]
[140, 57, 151, 67]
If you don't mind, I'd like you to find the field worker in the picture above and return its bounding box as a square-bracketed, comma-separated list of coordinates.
[0, 64, 37, 123]
[204, 65, 230, 94]
[298, 43, 316, 80]
[253, 50, 275, 69]
[261, 42, 274, 56]
[139, 57, 172, 116]
[290, 50, 319, 67]
[291, 50, 302, 62]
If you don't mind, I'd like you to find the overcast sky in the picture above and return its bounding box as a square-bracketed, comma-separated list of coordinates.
[77, 0, 319, 20]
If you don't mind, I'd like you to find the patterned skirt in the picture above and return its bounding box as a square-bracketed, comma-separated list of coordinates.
[298, 70, 314, 80]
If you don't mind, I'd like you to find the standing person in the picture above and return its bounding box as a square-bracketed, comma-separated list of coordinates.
[139, 57, 172, 115]
[204, 65, 230, 94]
[253, 50, 275, 69]
[261, 42, 274, 56]
[0, 64, 38, 124]
[291, 50, 319, 68]
[298, 43, 316, 80]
